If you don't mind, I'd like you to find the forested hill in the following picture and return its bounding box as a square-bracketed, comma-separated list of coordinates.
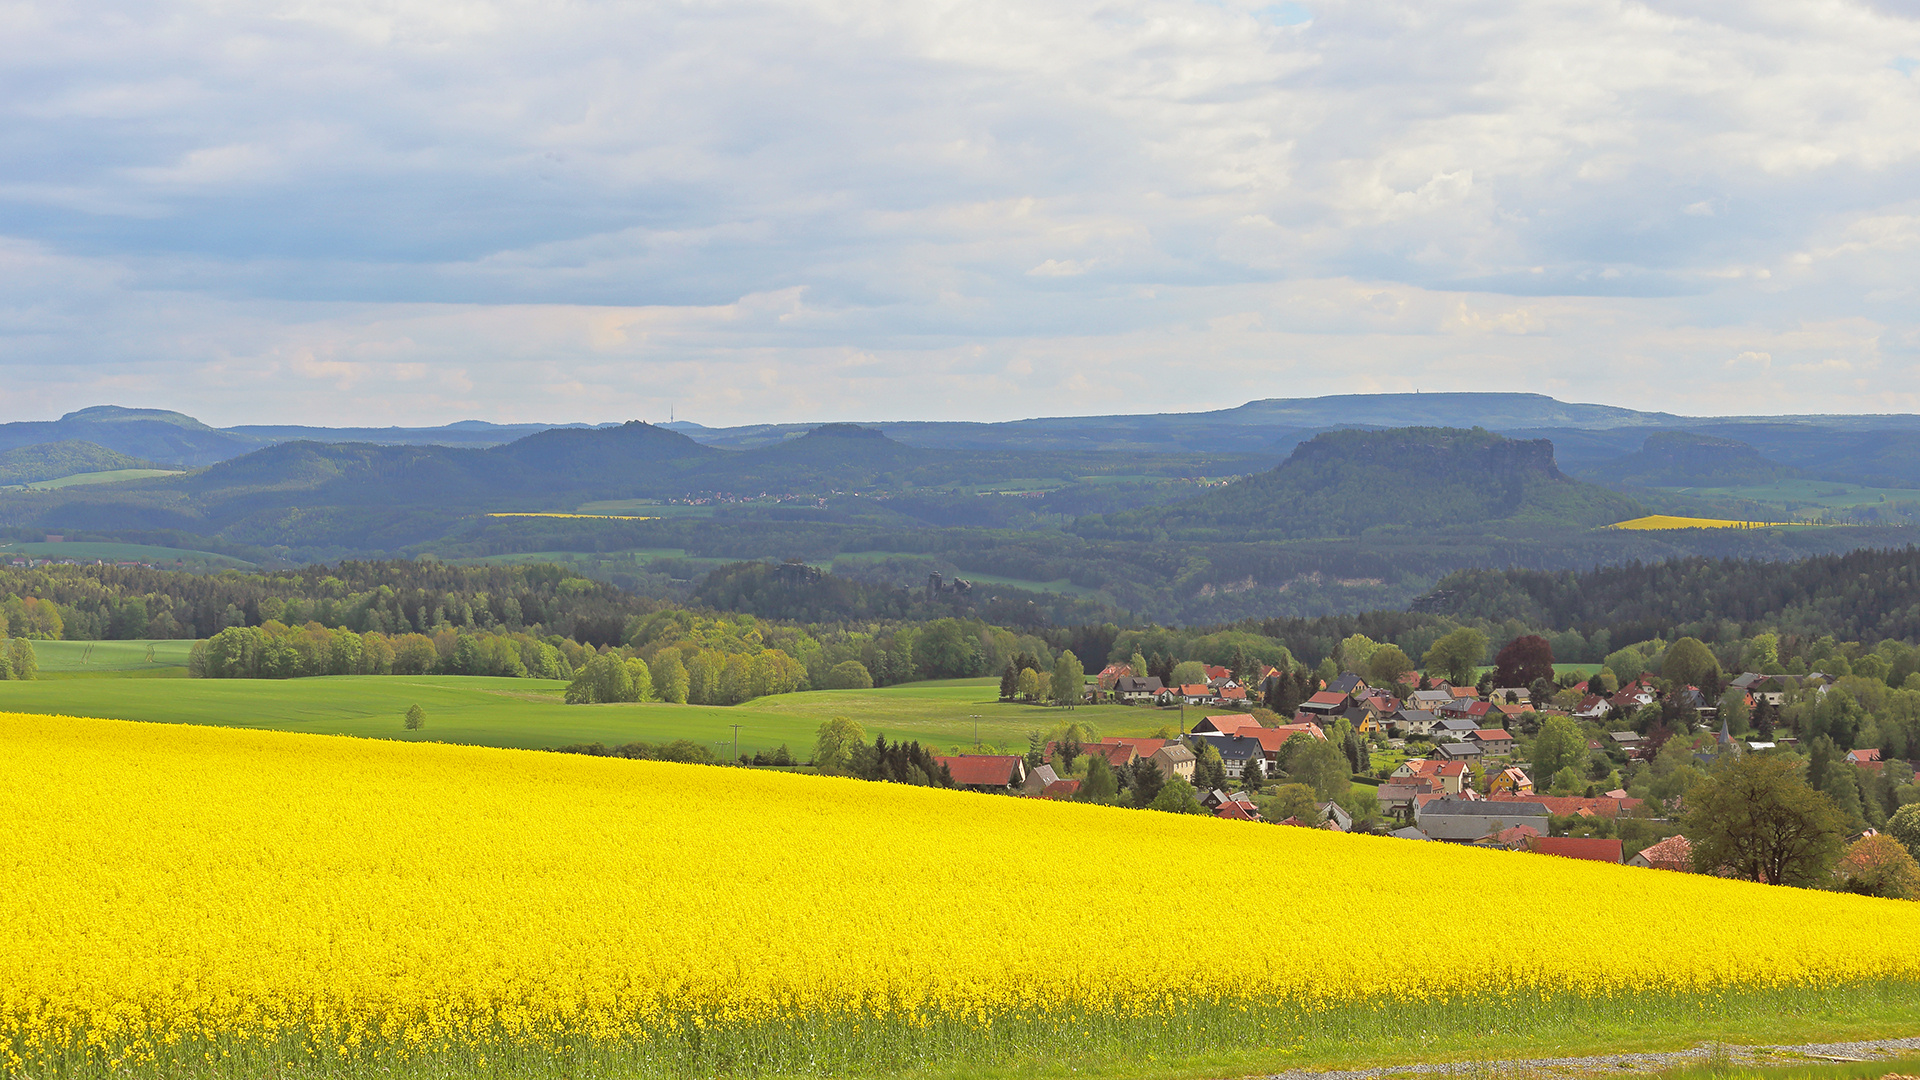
[1571, 430, 1797, 488]
[1077, 427, 1644, 540]
[1414, 546, 1920, 645]
[0, 441, 163, 485]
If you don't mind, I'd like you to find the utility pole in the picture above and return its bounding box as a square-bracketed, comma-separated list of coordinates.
[971, 715, 981, 750]
[731, 724, 742, 763]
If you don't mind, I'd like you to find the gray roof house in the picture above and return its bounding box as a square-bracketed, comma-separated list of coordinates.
[1191, 732, 1267, 779]
[1414, 797, 1552, 842]
[1434, 717, 1479, 737]
[1435, 740, 1484, 762]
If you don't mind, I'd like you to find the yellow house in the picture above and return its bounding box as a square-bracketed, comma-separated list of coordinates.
[1489, 766, 1534, 796]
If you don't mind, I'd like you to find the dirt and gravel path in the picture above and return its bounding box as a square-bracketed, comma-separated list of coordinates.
[1260, 1035, 1920, 1079]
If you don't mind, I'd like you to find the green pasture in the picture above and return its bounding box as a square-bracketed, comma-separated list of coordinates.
[0, 675, 1197, 755]
[32, 639, 195, 674]
[0, 541, 254, 570]
[24, 468, 184, 490]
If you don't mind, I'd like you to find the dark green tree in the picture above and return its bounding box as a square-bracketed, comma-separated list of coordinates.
[1683, 753, 1846, 887]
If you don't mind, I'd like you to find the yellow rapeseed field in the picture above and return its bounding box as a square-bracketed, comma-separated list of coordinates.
[4, 712, 1919, 1075]
[1607, 515, 1777, 530]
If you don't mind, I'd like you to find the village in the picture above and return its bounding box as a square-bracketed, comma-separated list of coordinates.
[927, 659, 1911, 871]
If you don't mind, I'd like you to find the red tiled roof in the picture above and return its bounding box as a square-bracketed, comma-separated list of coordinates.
[1472, 728, 1514, 741]
[1179, 683, 1211, 696]
[1635, 834, 1692, 871]
[1307, 691, 1347, 706]
[1216, 802, 1261, 821]
[1196, 712, 1263, 735]
[935, 755, 1022, 787]
[1525, 836, 1623, 863]
[1406, 759, 1467, 778]
[1204, 665, 1232, 680]
[1107, 737, 1167, 757]
[1216, 686, 1249, 700]
[1451, 687, 1481, 700]
[1491, 824, 1541, 844]
[1043, 779, 1081, 800]
[1848, 748, 1882, 763]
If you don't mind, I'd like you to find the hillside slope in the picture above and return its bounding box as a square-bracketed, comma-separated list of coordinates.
[1575, 431, 1798, 488]
[0, 441, 164, 485]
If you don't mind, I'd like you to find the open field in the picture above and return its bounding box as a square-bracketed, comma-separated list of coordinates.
[0, 675, 1191, 754]
[32, 638, 195, 674]
[1609, 514, 1781, 530]
[22, 468, 185, 489]
[0, 540, 255, 570]
[4, 712, 1918, 1080]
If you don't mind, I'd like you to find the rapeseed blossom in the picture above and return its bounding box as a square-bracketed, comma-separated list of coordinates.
[2, 712, 1917, 1070]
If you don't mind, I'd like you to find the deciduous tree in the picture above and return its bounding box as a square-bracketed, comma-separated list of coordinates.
[1423, 628, 1487, 687]
[1683, 753, 1846, 886]
[1493, 635, 1555, 689]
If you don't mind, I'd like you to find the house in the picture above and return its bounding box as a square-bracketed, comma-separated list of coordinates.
[936, 754, 1027, 792]
[1492, 701, 1533, 723]
[1524, 836, 1623, 863]
[1178, 683, 1214, 705]
[1112, 676, 1165, 703]
[1042, 779, 1082, 800]
[1299, 691, 1351, 717]
[1392, 758, 1469, 794]
[1478, 824, 1542, 849]
[1608, 730, 1648, 754]
[1409, 689, 1454, 712]
[1019, 764, 1061, 797]
[1469, 728, 1516, 755]
[1389, 708, 1440, 737]
[1213, 685, 1250, 705]
[1572, 695, 1609, 720]
[1107, 736, 1169, 759]
[1378, 777, 1438, 815]
[1450, 686, 1481, 701]
[1203, 664, 1233, 683]
[1390, 826, 1432, 841]
[1327, 672, 1369, 696]
[1242, 724, 1323, 766]
[1191, 732, 1268, 779]
[1150, 743, 1196, 782]
[1434, 741, 1483, 762]
[1847, 748, 1883, 770]
[1414, 796, 1551, 842]
[1491, 687, 1532, 706]
[1489, 766, 1533, 795]
[1202, 788, 1260, 814]
[1628, 834, 1692, 871]
[1081, 742, 1137, 770]
[1191, 712, 1264, 736]
[1215, 800, 1263, 822]
[1094, 663, 1133, 690]
[1351, 713, 1385, 736]
[1433, 717, 1480, 738]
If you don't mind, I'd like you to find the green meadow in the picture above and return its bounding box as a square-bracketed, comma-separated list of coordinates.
[0, 674, 1195, 756]
[25, 468, 185, 490]
[0, 541, 254, 570]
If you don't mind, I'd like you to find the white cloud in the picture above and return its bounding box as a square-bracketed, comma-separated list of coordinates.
[2, 0, 1920, 423]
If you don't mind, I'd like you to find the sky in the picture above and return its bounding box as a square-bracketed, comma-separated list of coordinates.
[3, 0, 1920, 428]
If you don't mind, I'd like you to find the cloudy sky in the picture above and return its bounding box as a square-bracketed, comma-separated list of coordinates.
[3, 0, 1919, 426]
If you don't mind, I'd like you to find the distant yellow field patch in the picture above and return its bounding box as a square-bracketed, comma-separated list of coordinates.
[485, 511, 655, 521]
[1608, 514, 1773, 530]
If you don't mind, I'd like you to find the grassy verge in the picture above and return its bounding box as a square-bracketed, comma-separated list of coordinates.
[14, 982, 1917, 1080]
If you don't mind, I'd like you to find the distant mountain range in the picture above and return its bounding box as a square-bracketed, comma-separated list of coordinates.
[11, 395, 1920, 488]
